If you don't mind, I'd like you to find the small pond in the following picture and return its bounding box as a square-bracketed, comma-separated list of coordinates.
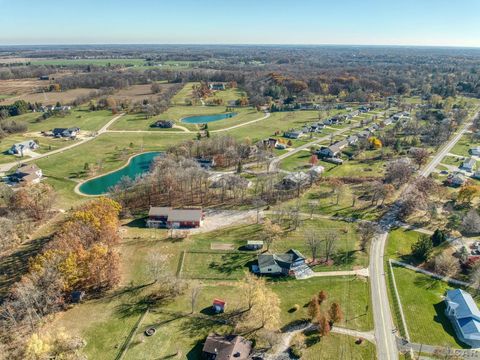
[181, 112, 237, 124]
[78, 152, 162, 196]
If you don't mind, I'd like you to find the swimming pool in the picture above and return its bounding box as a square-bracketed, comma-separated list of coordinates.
[78, 152, 162, 196]
[181, 112, 237, 124]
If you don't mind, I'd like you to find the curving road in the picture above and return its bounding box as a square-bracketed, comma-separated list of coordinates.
[0, 113, 125, 174]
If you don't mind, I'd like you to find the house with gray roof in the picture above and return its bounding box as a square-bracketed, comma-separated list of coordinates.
[257, 249, 307, 276]
[445, 289, 480, 348]
[146, 207, 203, 228]
[317, 139, 348, 158]
[462, 158, 476, 172]
[7, 140, 38, 155]
[275, 172, 310, 190]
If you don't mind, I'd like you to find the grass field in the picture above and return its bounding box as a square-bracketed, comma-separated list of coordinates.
[302, 333, 376, 359]
[110, 107, 262, 132]
[47, 214, 373, 359]
[391, 266, 475, 348]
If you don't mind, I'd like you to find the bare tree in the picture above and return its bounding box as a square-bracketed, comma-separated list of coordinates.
[190, 283, 201, 314]
[323, 231, 337, 262]
[357, 222, 379, 252]
[433, 253, 460, 277]
[305, 230, 321, 261]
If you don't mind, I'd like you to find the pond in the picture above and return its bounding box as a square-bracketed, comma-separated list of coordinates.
[78, 151, 162, 196]
[181, 112, 237, 124]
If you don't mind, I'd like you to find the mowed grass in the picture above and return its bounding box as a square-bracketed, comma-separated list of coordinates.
[391, 266, 476, 348]
[302, 333, 376, 360]
[110, 107, 262, 132]
[181, 217, 367, 275]
[26, 109, 115, 132]
[277, 182, 385, 221]
[451, 133, 478, 158]
[50, 216, 372, 360]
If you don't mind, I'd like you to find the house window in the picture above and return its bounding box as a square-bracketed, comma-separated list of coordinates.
[268, 268, 272, 272]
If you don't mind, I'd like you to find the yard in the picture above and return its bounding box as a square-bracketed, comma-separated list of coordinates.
[46, 216, 373, 360]
[390, 266, 476, 348]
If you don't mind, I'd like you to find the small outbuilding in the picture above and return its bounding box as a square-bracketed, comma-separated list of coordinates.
[202, 334, 252, 360]
[245, 240, 264, 250]
[212, 299, 226, 314]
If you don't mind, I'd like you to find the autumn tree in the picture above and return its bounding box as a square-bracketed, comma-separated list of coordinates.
[308, 295, 321, 321]
[11, 183, 56, 221]
[318, 290, 328, 305]
[410, 148, 430, 168]
[318, 313, 331, 337]
[305, 230, 321, 261]
[328, 302, 343, 325]
[237, 274, 281, 332]
[457, 185, 480, 205]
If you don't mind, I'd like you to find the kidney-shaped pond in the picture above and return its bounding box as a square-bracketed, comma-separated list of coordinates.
[78, 151, 162, 196]
[181, 112, 237, 124]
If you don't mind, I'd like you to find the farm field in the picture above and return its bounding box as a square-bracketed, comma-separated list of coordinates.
[1, 88, 93, 106]
[110, 83, 175, 102]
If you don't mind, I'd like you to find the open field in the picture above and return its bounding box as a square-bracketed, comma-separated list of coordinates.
[2, 88, 93, 106]
[111, 83, 175, 102]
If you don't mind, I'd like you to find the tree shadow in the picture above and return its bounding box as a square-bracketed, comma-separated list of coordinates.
[186, 343, 203, 360]
[0, 235, 51, 301]
[124, 218, 148, 228]
[207, 253, 256, 276]
[413, 274, 441, 290]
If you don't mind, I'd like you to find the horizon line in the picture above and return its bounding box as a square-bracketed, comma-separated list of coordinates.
[1, 42, 480, 49]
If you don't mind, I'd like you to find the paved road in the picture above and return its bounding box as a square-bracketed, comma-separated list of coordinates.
[107, 112, 271, 134]
[369, 109, 479, 360]
[0, 113, 125, 174]
[420, 113, 477, 177]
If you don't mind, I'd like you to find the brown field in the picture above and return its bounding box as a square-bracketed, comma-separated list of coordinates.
[111, 83, 175, 102]
[1, 87, 93, 106]
[0, 57, 43, 64]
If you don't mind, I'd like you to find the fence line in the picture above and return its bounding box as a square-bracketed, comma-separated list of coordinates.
[388, 259, 410, 342]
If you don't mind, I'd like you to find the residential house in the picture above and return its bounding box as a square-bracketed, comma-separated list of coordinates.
[284, 130, 303, 139]
[202, 334, 252, 360]
[39, 75, 50, 80]
[308, 165, 325, 179]
[382, 118, 393, 126]
[52, 127, 80, 138]
[317, 139, 348, 158]
[257, 249, 307, 276]
[151, 120, 174, 128]
[445, 289, 480, 348]
[358, 105, 370, 113]
[347, 135, 359, 145]
[146, 207, 203, 228]
[275, 172, 310, 190]
[7, 140, 39, 155]
[445, 173, 466, 187]
[358, 130, 371, 139]
[472, 171, 480, 180]
[11, 164, 43, 185]
[275, 142, 287, 150]
[470, 147, 480, 156]
[462, 158, 476, 172]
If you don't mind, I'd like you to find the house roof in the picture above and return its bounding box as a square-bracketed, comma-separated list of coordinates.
[283, 172, 309, 184]
[16, 164, 40, 174]
[11, 140, 36, 148]
[202, 334, 252, 360]
[463, 158, 476, 167]
[446, 289, 480, 339]
[446, 289, 480, 320]
[148, 207, 202, 222]
[258, 249, 306, 270]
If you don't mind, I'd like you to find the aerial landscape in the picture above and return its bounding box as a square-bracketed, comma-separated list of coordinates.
[2, 1, 480, 359]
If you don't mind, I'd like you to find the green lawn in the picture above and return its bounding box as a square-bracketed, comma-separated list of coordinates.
[29, 58, 147, 66]
[451, 133, 478, 158]
[277, 183, 385, 221]
[110, 107, 262, 132]
[391, 266, 475, 348]
[302, 333, 376, 360]
[26, 109, 115, 132]
[50, 217, 372, 360]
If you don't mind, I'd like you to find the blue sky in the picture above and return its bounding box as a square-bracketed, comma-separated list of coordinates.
[1, 0, 480, 47]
